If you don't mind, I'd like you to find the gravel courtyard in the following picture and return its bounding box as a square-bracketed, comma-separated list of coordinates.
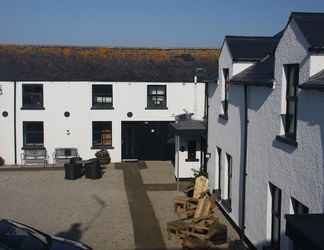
[0, 161, 183, 250]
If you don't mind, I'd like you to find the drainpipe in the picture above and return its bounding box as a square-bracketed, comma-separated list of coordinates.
[240, 85, 248, 237]
[14, 81, 17, 165]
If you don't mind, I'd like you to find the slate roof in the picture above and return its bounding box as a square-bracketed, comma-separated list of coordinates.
[170, 119, 206, 131]
[228, 32, 282, 87]
[0, 45, 219, 82]
[300, 69, 324, 91]
[230, 54, 274, 87]
[224, 36, 278, 62]
[290, 12, 324, 52]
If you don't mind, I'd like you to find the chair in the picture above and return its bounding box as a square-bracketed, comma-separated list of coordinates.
[174, 175, 209, 215]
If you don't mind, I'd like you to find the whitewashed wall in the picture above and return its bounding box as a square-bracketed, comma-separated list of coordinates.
[0, 82, 15, 164]
[244, 19, 324, 250]
[174, 134, 201, 179]
[0, 81, 205, 164]
[207, 40, 252, 226]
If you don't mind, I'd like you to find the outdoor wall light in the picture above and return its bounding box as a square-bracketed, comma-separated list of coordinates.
[2, 111, 8, 117]
[206, 152, 211, 159]
[0, 86, 2, 95]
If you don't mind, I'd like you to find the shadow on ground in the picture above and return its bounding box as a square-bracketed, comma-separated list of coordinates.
[55, 194, 107, 242]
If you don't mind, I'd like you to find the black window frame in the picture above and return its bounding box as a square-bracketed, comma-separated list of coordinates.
[226, 153, 232, 201]
[219, 68, 229, 120]
[23, 121, 44, 147]
[146, 85, 167, 109]
[186, 140, 198, 162]
[270, 183, 282, 250]
[22, 84, 44, 110]
[217, 147, 222, 191]
[91, 84, 113, 109]
[92, 121, 113, 149]
[284, 64, 299, 140]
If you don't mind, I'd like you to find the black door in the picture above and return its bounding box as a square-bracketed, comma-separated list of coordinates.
[122, 121, 174, 160]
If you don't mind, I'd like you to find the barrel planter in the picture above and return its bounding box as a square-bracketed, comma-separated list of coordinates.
[85, 158, 102, 179]
[64, 162, 83, 180]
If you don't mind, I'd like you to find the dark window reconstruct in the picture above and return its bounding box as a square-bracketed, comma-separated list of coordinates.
[217, 147, 222, 190]
[22, 84, 43, 109]
[223, 68, 229, 118]
[92, 121, 112, 147]
[92, 85, 113, 109]
[23, 122, 44, 146]
[187, 140, 197, 161]
[147, 85, 167, 109]
[226, 153, 232, 201]
[270, 183, 282, 250]
[283, 64, 299, 140]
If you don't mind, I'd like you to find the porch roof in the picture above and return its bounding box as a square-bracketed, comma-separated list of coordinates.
[170, 119, 206, 133]
[286, 214, 324, 250]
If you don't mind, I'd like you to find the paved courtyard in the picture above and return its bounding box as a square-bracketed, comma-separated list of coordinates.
[0, 161, 183, 250]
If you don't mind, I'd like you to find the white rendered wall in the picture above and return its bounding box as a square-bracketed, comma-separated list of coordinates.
[0, 82, 15, 164]
[175, 135, 201, 179]
[310, 54, 324, 77]
[207, 40, 250, 226]
[0, 81, 205, 164]
[244, 19, 324, 250]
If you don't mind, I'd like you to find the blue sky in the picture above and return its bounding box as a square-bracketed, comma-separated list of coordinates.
[1, 0, 324, 48]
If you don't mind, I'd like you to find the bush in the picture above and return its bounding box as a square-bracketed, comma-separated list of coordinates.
[95, 149, 111, 165]
[0, 156, 5, 166]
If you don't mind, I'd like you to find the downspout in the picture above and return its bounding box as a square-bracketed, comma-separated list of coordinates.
[240, 85, 248, 237]
[14, 81, 17, 165]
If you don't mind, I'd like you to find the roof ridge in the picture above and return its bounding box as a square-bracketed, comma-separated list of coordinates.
[0, 44, 219, 51]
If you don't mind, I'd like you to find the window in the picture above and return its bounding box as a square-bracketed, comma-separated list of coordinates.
[92, 85, 113, 109]
[23, 122, 44, 147]
[283, 64, 299, 140]
[221, 153, 232, 212]
[147, 85, 167, 109]
[220, 68, 229, 119]
[22, 84, 43, 109]
[214, 147, 222, 200]
[291, 198, 308, 215]
[216, 147, 222, 191]
[270, 183, 282, 250]
[92, 122, 112, 148]
[186, 140, 198, 161]
[226, 153, 232, 201]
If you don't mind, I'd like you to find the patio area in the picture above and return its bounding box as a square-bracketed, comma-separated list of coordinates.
[0, 161, 246, 250]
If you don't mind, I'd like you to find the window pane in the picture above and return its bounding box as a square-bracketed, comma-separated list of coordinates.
[23, 85, 43, 107]
[187, 141, 196, 161]
[23, 122, 44, 145]
[93, 85, 113, 106]
[92, 122, 112, 146]
[147, 85, 167, 108]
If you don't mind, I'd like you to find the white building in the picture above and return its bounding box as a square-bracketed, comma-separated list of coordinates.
[207, 12, 324, 250]
[0, 46, 217, 170]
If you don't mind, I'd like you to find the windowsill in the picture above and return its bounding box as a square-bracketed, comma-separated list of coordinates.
[91, 105, 114, 110]
[185, 159, 199, 162]
[21, 106, 45, 110]
[145, 106, 168, 110]
[218, 114, 228, 121]
[275, 135, 297, 147]
[22, 145, 45, 150]
[91, 145, 115, 150]
[221, 199, 232, 213]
